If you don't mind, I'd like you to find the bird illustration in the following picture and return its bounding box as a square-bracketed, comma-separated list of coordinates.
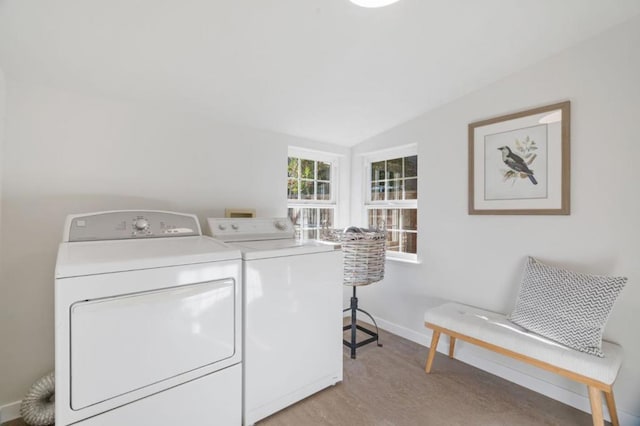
[498, 146, 537, 185]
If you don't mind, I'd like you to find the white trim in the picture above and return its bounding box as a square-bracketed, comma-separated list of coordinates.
[288, 146, 344, 163]
[353, 315, 639, 425]
[386, 254, 422, 264]
[358, 143, 417, 163]
[367, 199, 417, 207]
[0, 400, 21, 423]
[288, 200, 335, 206]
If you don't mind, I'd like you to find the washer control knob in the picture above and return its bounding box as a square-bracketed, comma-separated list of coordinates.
[275, 220, 288, 231]
[231, 223, 239, 230]
[134, 218, 150, 231]
[218, 224, 227, 231]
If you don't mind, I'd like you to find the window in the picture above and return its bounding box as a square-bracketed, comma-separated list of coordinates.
[287, 148, 338, 240]
[364, 146, 418, 261]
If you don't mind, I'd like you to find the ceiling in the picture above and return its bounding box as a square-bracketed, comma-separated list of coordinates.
[1, 1, 639, 146]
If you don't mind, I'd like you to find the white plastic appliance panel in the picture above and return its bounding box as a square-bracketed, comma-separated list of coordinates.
[56, 236, 240, 278]
[71, 279, 235, 409]
[55, 260, 242, 425]
[74, 364, 241, 425]
[244, 250, 343, 424]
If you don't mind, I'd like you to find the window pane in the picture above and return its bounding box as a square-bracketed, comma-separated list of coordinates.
[317, 182, 331, 200]
[401, 209, 417, 231]
[317, 162, 331, 181]
[287, 153, 336, 242]
[288, 157, 299, 178]
[319, 208, 334, 228]
[367, 209, 384, 229]
[301, 159, 315, 179]
[386, 231, 400, 251]
[369, 209, 401, 229]
[371, 182, 384, 201]
[387, 158, 402, 179]
[290, 207, 335, 240]
[287, 179, 298, 200]
[387, 180, 402, 200]
[368, 209, 418, 254]
[371, 161, 385, 181]
[405, 155, 417, 178]
[288, 207, 300, 227]
[300, 180, 314, 200]
[365, 153, 417, 258]
[404, 178, 417, 200]
[303, 228, 318, 240]
[307, 208, 318, 227]
[401, 232, 417, 254]
[386, 208, 401, 230]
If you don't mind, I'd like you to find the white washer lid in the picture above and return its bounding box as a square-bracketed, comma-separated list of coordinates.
[56, 236, 241, 278]
[227, 238, 340, 260]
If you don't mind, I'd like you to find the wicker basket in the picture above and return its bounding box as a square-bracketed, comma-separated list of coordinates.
[323, 226, 386, 286]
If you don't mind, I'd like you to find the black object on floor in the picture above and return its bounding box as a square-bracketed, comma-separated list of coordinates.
[343, 286, 382, 359]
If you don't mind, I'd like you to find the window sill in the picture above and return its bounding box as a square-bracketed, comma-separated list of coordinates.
[386, 256, 422, 265]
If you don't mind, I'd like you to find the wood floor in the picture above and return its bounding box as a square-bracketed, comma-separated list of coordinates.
[261, 327, 601, 426]
[3, 327, 602, 426]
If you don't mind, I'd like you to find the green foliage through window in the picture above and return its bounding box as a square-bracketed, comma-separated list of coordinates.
[288, 154, 336, 240]
[288, 157, 332, 201]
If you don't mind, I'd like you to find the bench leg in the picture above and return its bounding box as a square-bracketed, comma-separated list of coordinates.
[604, 389, 619, 426]
[449, 336, 456, 358]
[425, 330, 440, 373]
[587, 386, 604, 426]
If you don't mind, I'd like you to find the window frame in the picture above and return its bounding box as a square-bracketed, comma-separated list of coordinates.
[288, 147, 341, 240]
[363, 144, 418, 262]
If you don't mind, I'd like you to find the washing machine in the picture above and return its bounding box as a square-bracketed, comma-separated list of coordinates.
[55, 210, 242, 425]
[207, 217, 343, 425]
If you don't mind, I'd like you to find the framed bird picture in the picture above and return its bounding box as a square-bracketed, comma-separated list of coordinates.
[468, 101, 570, 215]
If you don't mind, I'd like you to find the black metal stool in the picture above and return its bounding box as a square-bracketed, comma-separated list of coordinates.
[325, 226, 386, 359]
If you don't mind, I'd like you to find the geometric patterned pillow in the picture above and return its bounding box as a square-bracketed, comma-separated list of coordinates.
[508, 257, 627, 357]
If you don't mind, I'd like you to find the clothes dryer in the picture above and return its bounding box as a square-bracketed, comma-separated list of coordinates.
[55, 211, 242, 425]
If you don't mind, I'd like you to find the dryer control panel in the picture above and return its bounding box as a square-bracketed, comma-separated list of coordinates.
[65, 210, 201, 242]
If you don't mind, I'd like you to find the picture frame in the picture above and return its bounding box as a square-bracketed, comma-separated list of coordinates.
[468, 101, 570, 215]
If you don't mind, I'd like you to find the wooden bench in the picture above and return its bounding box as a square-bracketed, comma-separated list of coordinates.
[424, 303, 623, 426]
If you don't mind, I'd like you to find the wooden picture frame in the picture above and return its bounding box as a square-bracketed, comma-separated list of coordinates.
[468, 101, 570, 215]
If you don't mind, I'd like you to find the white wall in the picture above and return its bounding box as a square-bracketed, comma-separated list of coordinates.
[0, 65, 5, 247]
[0, 82, 349, 407]
[0, 65, 8, 418]
[350, 16, 640, 421]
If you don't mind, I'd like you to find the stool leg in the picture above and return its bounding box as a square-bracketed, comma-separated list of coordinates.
[350, 288, 357, 359]
[355, 307, 382, 347]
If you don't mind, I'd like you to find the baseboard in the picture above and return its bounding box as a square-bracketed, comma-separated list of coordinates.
[355, 314, 640, 426]
[0, 400, 21, 424]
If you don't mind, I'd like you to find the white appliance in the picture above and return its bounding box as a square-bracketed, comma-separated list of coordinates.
[55, 211, 242, 425]
[208, 217, 343, 426]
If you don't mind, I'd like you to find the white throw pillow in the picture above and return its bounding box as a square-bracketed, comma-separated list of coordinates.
[508, 257, 626, 357]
